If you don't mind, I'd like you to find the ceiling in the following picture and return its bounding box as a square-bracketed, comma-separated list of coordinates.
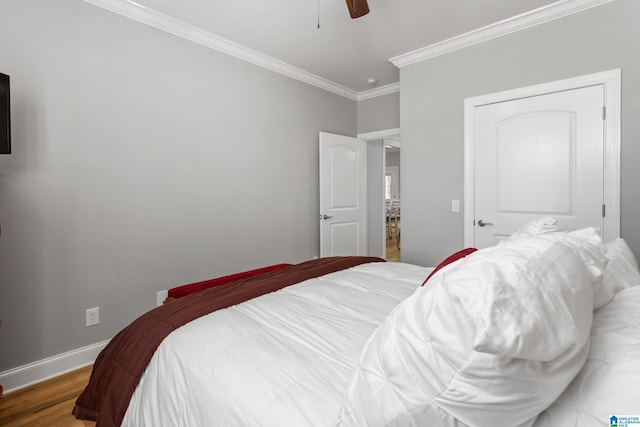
[119, 0, 561, 93]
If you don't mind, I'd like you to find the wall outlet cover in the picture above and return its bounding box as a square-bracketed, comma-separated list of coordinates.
[86, 307, 99, 327]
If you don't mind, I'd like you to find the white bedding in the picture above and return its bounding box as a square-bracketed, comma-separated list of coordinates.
[121, 231, 640, 427]
[335, 234, 596, 427]
[534, 285, 640, 426]
[122, 262, 432, 427]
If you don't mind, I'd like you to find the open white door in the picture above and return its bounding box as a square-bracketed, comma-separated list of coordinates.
[319, 132, 367, 257]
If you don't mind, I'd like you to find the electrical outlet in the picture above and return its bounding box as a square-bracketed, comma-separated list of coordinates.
[157, 290, 168, 307]
[86, 307, 99, 327]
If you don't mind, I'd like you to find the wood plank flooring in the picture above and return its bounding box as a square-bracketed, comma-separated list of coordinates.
[0, 240, 400, 426]
[386, 230, 400, 262]
[0, 365, 95, 427]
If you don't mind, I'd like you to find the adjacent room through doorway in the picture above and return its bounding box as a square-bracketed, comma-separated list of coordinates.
[385, 137, 400, 261]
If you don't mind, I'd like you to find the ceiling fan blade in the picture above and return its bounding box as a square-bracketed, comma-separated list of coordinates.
[345, 0, 369, 19]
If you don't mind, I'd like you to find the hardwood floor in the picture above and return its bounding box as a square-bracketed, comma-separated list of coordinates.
[386, 228, 400, 262]
[0, 365, 95, 427]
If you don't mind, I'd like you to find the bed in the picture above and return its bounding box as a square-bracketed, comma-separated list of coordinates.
[73, 221, 640, 427]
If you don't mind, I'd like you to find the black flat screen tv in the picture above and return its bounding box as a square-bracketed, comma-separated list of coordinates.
[0, 73, 11, 155]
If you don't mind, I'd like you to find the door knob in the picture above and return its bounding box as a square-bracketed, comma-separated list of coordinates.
[321, 214, 333, 220]
[477, 219, 494, 227]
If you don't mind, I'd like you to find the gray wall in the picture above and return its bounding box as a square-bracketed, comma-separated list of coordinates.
[0, 0, 355, 370]
[357, 92, 400, 134]
[400, 0, 640, 266]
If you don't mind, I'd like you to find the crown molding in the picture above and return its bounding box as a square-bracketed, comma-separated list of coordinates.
[82, 0, 360, 100]
[389, 0, 614, 68]
[82, 0, 609, 100]
[357, 82, 400, 101]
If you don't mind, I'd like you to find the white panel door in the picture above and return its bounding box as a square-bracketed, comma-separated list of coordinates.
[473, 85, 604, 248]
[319, 132, 367, 257]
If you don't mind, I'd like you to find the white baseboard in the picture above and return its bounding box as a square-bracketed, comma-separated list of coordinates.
[0, 340, 109, 394]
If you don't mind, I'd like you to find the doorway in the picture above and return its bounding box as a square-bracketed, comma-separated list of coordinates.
[358, 128, 401, 261]
[385, 141, 401, 261]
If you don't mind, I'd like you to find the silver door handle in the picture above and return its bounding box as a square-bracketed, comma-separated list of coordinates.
[477, 219, 494, 227]
[321, 214, 333, 220]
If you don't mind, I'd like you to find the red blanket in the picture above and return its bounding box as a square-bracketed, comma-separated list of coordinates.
[167, 263, 292, 299]
[73, 256, 384, 426]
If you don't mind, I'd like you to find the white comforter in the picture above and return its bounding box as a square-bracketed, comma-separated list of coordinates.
[534, 285, 640, 426]
[121, 240, 640, 427]
[122, 262, 432, 427]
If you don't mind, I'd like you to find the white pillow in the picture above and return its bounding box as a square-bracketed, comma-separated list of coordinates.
[605, 238, 640, 293]
[606, 238, 639, 271]
[473, 237, 591, 360]
[510, 216, 571, 239]
[511, 227, 615, 309]
[335, 236, 594, 427]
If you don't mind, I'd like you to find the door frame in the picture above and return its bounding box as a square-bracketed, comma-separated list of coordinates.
[463, 69, 621, 246]
[358, 128, 401, 259]
[386, 167, 399, 200]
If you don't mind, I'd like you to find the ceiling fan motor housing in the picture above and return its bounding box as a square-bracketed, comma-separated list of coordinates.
[345, 0, 370, 19]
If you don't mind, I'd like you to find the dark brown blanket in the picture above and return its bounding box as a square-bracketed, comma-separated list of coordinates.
[73, 256, 384, 426]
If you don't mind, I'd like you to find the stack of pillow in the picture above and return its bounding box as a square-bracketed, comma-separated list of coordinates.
[335, 218, 639, 427]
